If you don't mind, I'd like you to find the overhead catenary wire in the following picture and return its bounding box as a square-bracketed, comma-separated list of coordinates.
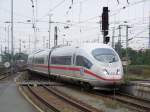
[37, 0, 150, 30]
[1, 0, 150, 51]
[39, 0, 66, 19]
[55, 0, 150, 27]
[130, 27, 149, 39]
[109, 0, 150, 17]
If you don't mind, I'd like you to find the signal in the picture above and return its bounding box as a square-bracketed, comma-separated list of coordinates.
[54, 26, 58, 46]
[104, 36, 110, 44]
[102, 7, 109, 44]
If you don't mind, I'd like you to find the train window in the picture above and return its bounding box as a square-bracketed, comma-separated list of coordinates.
[45, 55, 49, 64]
[34, 58, 36, 64]
[32, 57, 35, 63]
[29, 58, 32, 64]
[38, 57, 44, 64]
[72, 53, 76, 64]
[28, 58, 30, 64]
[51, 56, 71, 65]
[33, 57, 44, 64]
[36, 58, 38, 64]
[76, 56, 93, 69]
[92, 48, 119, 63]
[33, 58, 36, 64]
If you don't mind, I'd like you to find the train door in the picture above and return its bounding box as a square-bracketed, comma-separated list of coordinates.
[30, 56, 34, 70]
[32, 55, 35, 70]
[72, 53, 85, 79]
[72, 52, 77, 77]
[75, 55, 85, 77]
[48, 50, 52, 78]
[74, 55, 93, 79]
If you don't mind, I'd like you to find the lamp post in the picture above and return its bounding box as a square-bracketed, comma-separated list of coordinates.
[48, 14, 53, 49]
[11, 0, 14, 74]
[117, 24, 132, 78]
[125, 25, 132, 75]
[30, 0, 37, 51]
[4, 22, 11, 53]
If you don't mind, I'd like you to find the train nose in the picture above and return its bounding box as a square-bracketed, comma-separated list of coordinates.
[102, 69, 109, 75]
[116, 68, 122, 75]
[102, 68, 121, 75]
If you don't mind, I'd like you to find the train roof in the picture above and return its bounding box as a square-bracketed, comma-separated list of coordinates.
[76, 43, 112, 50]
[51, 43, 113, 56]
[28, 49, 50, 57]
[57, 43, 112, 49]
[28, 43, 113, 57]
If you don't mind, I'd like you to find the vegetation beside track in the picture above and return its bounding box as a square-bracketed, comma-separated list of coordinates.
[124, 65, 150, 81]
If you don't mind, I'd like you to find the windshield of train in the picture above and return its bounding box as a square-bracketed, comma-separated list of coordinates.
[92, 48, 119, 63]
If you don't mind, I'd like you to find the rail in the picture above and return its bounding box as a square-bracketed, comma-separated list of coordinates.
[43, 85, 102, 112]
[24, 84, 103, 112]
[0, 70, 10, 80]
[95, 91, 150, 112]
[27, 85, 60, 112]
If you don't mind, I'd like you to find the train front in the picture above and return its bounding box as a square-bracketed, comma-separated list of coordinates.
[90, 47, 124, 88]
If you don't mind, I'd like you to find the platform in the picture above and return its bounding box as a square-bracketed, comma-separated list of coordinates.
[121, 81, 150, 101]
[0, 81, 37, 112]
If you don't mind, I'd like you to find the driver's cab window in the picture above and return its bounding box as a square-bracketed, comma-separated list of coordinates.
[76, 55, 93, 69]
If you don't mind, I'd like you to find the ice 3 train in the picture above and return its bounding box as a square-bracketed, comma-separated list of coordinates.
[27, 43, 124, 89]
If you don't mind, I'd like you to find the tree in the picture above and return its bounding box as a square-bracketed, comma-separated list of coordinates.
[14, 53, 28, 62]
[115, 41, 123, 58]
[0, 52, 12, 62]
[0, 52, 28, 63]
[120, 48, 150, 65]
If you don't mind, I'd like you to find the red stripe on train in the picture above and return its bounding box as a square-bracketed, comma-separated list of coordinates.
[33, 64, 121, 81]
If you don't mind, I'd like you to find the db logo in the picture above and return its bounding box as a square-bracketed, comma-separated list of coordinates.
[80, 68, 84, 75]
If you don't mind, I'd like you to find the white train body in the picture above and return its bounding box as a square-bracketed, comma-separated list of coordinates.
[27, 43, 124, 88]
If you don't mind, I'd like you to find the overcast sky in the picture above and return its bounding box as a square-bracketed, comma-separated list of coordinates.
[0, 0, 150, 53]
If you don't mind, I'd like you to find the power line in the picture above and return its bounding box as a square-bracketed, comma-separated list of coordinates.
[110, 0, 150, 17]
[37, 0, 150, 31]
[39, 0, 65, 19]
[132, 28, 149, 38]
[49, 0, 65, 13]
[38, 0, 94, 22]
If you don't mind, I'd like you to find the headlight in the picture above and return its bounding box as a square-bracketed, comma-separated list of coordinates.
[103, 69, 109, 75]
[117, 69, 121, 75]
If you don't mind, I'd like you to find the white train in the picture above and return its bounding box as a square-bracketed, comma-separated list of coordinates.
[27, 43, 124, 89]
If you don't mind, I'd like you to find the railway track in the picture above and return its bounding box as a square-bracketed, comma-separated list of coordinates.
[93, 90, 150, 112]
[23, 85, 103, 112]
[0, 71, 10, 80]
[18, 72, 150, 112]
[116, 92, 150, 111]
[56, 84, 150, 112]
[42, 85, 102, 112]
[27, 86, 60, 112]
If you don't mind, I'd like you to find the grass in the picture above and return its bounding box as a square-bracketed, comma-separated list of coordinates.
[124, 65, 150, 81]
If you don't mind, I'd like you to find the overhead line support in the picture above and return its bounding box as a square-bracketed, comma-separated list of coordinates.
[11, 0, 14, 75]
